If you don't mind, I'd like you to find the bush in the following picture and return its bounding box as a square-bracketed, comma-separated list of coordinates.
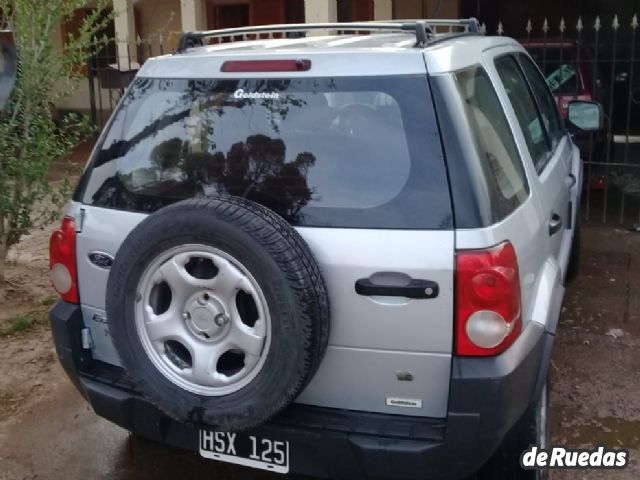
[0, 0, 113, 281]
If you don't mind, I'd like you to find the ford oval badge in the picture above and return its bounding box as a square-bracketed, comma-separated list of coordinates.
[88, 251, 114, 269]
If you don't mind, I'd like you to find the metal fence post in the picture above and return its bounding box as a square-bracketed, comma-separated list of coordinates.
[603, 15, 619, 223]
[87, 58, 98, 131]
[585, 16, 601, 221]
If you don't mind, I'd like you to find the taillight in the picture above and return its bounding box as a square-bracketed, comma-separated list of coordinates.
[455, 241, 522, 356]
[49, 216, 79, 303]
[221, 59, 311, 72]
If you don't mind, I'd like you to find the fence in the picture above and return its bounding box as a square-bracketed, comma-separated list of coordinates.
[485, 14, 640, 228]
[87, 38, 167, 128]
[87, 14, 640, 228]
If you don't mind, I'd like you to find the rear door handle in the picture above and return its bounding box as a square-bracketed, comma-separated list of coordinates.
[549, 213, 563, 236]
[355, 278, 439, 299]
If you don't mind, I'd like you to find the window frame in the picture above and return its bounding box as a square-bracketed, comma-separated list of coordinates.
[515, 52, 566, 149]
[494, 53, 562, 175]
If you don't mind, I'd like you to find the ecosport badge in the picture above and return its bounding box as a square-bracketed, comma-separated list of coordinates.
[386, 397, 423, 408]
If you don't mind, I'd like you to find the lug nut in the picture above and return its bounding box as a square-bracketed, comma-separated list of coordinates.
[182, 312, 190, 321]
[214, 313, 230, 327]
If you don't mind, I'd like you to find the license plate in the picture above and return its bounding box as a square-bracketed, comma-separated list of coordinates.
[199, 430, 290, 474]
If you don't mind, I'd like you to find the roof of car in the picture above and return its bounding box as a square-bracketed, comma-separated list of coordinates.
[137, 32, 522, 79]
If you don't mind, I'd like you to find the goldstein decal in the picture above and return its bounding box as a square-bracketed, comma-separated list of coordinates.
[233, 89, 280, 100]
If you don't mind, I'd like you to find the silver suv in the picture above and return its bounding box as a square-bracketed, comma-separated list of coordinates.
[48, 19, 602, 480]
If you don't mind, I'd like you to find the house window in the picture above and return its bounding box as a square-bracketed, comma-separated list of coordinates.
[62, 9, 116, 72]
[338, 0, 354, 22]
[213, 4, 250, 29]
[338, 0, 373, 22]
[206, 2, 252, 30]
[285, 0, 305, 23]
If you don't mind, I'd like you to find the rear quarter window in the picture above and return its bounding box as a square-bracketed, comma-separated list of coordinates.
[76, 75, 452, 230]
[453, 66, 530, 221]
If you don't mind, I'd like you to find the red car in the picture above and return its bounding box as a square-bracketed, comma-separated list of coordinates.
[521, 39, 609, 189]
[520, 39, 605, 117]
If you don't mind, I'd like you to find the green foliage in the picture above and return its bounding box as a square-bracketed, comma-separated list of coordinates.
[1, 309, 47, 336]
[0, 0, 114, 280]
[38, 295, 58, 307]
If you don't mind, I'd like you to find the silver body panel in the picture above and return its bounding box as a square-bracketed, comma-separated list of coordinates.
[75, 205, 455, 417]
[81, 304, 121, 366]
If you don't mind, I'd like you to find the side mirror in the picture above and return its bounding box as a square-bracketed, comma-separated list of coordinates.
[566, 100, 604, 133]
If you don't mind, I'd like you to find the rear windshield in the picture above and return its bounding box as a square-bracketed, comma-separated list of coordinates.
[76, 75, 451, 229]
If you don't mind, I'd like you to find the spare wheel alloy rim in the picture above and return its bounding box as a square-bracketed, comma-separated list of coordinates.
[134, 244, 272, 396]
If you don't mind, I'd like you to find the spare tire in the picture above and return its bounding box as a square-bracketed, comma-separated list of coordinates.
[106, 195, 330, 430]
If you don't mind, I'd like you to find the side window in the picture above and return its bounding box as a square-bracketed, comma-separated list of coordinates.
[518, 54, 564, 149]
[495, 55, 550, 172]
[454, 66, 529, 220]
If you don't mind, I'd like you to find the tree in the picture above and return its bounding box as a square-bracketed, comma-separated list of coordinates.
[0, 0, 112, 282]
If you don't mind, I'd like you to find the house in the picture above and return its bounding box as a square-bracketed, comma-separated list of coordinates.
[56, 0, 461, 115]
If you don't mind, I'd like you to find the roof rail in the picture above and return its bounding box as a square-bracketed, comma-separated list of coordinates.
[380, 18, 481, 33]
[175, 18, 482, 53]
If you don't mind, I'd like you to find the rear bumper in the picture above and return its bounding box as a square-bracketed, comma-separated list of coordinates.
[50, 301, 553, 480]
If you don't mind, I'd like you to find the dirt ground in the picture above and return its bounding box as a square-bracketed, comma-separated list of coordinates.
[550, 223, 640, 479]
[0, 218, 639, 479]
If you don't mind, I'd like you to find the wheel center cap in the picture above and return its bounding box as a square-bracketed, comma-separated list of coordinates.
[192, 307, 216, 331]
[185, 293, 228, 339]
